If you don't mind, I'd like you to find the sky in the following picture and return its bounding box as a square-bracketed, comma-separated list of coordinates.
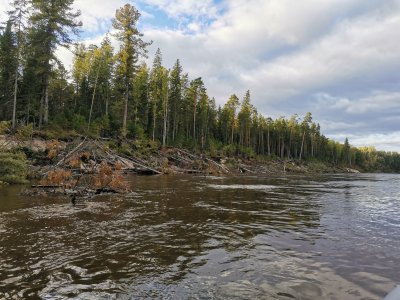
[1, 0, 400, 151]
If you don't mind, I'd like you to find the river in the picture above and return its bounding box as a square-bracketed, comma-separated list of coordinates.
[0, 174, 399, 299]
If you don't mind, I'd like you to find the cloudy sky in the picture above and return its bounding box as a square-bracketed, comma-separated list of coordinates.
[1, 0, 400, 151]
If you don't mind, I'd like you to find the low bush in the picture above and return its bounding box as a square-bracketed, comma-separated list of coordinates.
[0, 151, 28, 184]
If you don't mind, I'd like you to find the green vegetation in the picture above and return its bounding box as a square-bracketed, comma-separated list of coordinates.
[0, 1, 399, 173]
[0, 151, 28, 184]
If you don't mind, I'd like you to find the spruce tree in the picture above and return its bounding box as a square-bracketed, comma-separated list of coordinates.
[0, 21, 17, 121]
[29, 0, 81, 127]
[8, 0, 30, 129]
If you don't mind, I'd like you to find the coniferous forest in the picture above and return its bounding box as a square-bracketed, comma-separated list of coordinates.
[0, 1, 399, 172]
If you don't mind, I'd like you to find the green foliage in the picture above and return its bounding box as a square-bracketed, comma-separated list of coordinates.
[72, 114, 86, 132]
[118, 142, 133, 156]
[132, 138, 159, 156]
[15, 123, 33, 140]
[207, 138, 223, 157]
[223, 144, 237, 157]
[306, 160, 331, 173]
[113, 3, 151, 136]
[237, 146, 256, 159]
[0, 121, 11, 134]
[0, 21, 17, 121]
[0, 151, 28, 184]
[127, 121, 145, 140]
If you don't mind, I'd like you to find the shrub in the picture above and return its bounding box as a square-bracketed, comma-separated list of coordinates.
[46, 140, 61, 159]
[0, 121, 11, 134]
[0, 152, 28, 184]
[71, 114, 86, 133]
[306, 160, 330, 173]
[15, 124, 33, 140]
[127, 121, 145, 140]
[222, 144, 237, 157]
[237, 146, 255, 159]
[40, 168, 73, 187]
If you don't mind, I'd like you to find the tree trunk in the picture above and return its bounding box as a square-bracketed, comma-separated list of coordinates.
[122, 84, 129, 137]
[231, 122, 234, 144]
[39, 76, 44, 130]
[193, 101, 197, 143]
[12, 68, 18, 129]
[43, 75, 49, 125]
[88, 66, 100, 131]
[162, 88, 168, 147]
[12, 11, 22, 130]
[152, 103, 156, 141]
[299, 131, 306, 160]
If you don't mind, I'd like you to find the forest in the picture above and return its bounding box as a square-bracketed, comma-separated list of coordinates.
[0, 0, 399, 173]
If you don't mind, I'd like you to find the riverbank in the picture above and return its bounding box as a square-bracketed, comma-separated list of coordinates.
[0, 134, 360, 183]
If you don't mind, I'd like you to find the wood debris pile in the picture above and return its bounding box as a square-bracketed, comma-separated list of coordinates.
[32, 138, 162, 196]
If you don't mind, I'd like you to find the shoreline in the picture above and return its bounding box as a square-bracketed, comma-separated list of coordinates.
[1, 134, 364, 180]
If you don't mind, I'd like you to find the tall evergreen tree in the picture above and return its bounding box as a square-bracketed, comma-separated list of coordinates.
[8, 0, 30, 129]
[112, 3, 150, 137]
[0, 21, 16, 121]
[29, 0, 81, 127]
[238, 90, 253, 148]
[169, 59, 182, 143]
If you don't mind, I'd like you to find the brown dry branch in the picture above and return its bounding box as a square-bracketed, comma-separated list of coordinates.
[39, 168, 73, 187]
[47, 140, 61, 159]
[91, 162, 129, 191]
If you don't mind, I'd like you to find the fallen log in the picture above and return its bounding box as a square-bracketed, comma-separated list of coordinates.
[56, 136, 87, 167]
[31, 185, 62, 188]
[95, 188, 118, 194]
[239, 165, 256, 173]
[205, 157, 230, 173]
[107, 151, 162, 175]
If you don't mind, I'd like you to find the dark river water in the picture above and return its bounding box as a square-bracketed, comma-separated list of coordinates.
[0, 174, 399, 299]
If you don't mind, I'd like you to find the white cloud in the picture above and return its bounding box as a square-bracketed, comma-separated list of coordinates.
[73, 0, 131, 33]
[319, 120, 366, 131]
[141, 0, 218, 20]
[243, 11, 400, 103]
[328, 132, 400, 152]
[315, 91, 400, 114]
[0, 0, 10, 22]
[144, 0, 400, 105]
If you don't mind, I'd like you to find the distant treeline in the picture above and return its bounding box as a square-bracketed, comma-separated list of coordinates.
[0, 1, 399, 172]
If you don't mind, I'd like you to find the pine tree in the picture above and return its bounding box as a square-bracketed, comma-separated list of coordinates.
[299, 112, 312, 159]
[238, 90, 253, 148]
[112, 3, 151, 137]
[222, 94, 239, 144]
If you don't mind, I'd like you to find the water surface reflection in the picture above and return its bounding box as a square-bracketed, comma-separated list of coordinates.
[0, 174, 398, 299]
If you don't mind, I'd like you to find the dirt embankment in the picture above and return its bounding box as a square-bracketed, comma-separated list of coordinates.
[0, 134, 53, 152]
[0, 135, 360, 178]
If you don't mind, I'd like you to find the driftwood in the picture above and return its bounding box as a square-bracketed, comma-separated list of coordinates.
[238, 164, 256, 174]
[175, 169, 203, 174]
[56, 136, 87, 167]
[176, 148, 230, 173]
[177, 148, 199, 160]
[95, 187, 118, 194]
[107, 150, 162, 175]
[31, 185, 62, 188]
[205, 158, 230, 173]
